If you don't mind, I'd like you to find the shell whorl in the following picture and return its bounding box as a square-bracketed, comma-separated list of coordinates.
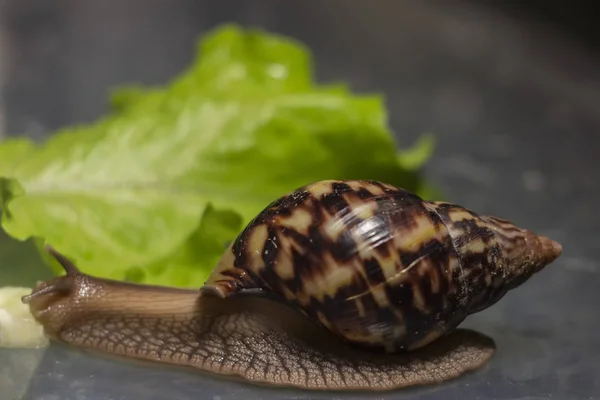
[203, 180, 561, 353]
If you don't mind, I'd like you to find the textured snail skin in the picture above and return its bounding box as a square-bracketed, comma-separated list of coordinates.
[22, 179, 562, 391]
[24, 263, 494, 391]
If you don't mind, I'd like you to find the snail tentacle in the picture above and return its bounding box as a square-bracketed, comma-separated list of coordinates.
[22, 245, 80, 304]
[45, 244, 82, 275]
[21, 278, 73, 304]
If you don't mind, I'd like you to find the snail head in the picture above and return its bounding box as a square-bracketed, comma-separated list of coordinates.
[22, 245, 88, 338]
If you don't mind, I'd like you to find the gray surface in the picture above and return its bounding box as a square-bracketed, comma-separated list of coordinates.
[1, 1, 599, 399]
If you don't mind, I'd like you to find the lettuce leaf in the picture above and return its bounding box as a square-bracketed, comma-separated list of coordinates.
[0, 24, 435, 286]
[0, 139, 35, 178]
[128, 205, 243, 288]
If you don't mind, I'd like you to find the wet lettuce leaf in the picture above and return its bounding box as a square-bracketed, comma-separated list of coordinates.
[0, 24, 435, 286]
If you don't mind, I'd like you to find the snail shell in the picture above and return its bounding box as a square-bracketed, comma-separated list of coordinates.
[22, 179, 562, 391]
[204, 179, 562, 353]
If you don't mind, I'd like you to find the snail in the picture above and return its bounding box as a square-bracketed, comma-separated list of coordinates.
[22, 179, 562, 391]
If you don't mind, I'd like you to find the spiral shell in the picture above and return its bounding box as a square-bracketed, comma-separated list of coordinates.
[203, 180, 561, 353]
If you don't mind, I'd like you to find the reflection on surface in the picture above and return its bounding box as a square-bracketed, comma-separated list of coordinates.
[0, 348, 45, 400]
[20, 341, 467, 400]
[18, 310, 598, 400]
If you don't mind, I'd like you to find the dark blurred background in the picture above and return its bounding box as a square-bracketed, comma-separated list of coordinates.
[0, 0, 598, 139]
[494, 1, 598, 49]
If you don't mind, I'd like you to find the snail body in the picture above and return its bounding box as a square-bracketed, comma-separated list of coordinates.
[23, 180, 562, 391]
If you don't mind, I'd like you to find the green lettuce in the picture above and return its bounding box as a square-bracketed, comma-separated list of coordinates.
[0, 24, 435, 286]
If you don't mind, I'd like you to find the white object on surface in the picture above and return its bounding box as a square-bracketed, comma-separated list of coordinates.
[0, 286, 48, 348]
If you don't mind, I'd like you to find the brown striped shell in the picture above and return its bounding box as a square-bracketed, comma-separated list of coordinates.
[203, 179, 562, 353]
